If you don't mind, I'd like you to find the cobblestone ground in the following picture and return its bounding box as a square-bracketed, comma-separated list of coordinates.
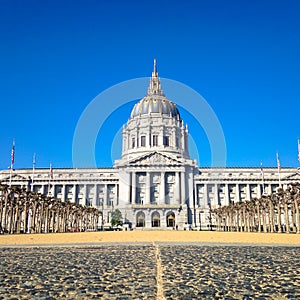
[0, 245, 299, 299]
[0, 245, 156, 300]
[160, 245, 300, 300]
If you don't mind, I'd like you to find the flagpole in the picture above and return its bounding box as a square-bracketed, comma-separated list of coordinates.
[276, 152, 281, 188]
[9, 140, 15, 187]
[48, 162, 53, 196]
[260, 161, 265, 195]
[31, 153, 36, 191]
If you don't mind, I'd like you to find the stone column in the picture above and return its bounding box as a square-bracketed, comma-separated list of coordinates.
[128, 172, 132, 204]
[160, 211, 166, 229]
[172, 128, 176, 148]
[159, 172, 165, 204]
[246, 184, 251, 201]
[72, 185, 77, 203]
[93, 184, 98, 207]
[50, 184, 55, 197]
[257, 183, 262, 198]
[235, 184, 240, 202]
[159, 127, 164, 147]
[180, 172, 186, 205]
[203, 184, 208, 208]
[135, 130, 138, 149]
[193, 182, 199, 228]
[127, 132, 130, 151]
[82, 185, 87, 206]
[61, 184, 66, 202]
[41, 184, 46, 196]
[181, 128, 185, 152]
[131, 172, 136, 204]
[175, 172, 180, 204]
[116, 184, 119, 206]
[104, 184, 108, 207]
[214, 184, 219, 207]
[146, 172, 151, 205]
[268, 184, 272, 195]
[147, 128, 151, 148]
[224, 184, 230, 206]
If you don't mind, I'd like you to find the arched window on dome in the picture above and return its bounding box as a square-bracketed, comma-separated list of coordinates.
[131, 137, 135, 149]
[141, 136, 146, 147]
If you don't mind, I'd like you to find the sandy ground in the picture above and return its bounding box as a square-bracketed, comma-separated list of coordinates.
[0, 230, 299, 246]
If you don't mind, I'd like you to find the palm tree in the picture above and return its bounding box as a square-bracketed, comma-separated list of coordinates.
[294, 184, 300, 234]
[0, 183, 101, 235]
[211, 184, 300, 235]
[282, 189, 291, 233]
[0, 184, 10, 233]
[247, 199, 256, 232]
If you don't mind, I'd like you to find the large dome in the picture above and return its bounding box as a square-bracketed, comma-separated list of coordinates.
[130, 59, 180, 119]
[130, 95, 180, 118]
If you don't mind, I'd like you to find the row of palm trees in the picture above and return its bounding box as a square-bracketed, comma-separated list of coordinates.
[212, 183, 300, 234]
[0, 184, 100, 234]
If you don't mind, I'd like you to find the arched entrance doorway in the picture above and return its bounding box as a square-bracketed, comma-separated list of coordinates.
[166, 212, 175, 228]
[151, 212, 160, 227]
[136, 211, 145, 227]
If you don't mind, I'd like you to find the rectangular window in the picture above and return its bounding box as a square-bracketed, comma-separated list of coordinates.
[141, 136, 146, 147]
[132, 138, 135, 149]
[152, 135, 158, 146]
[163, 136, 169, 146]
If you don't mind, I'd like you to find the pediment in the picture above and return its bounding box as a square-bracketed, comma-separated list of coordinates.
[128, 152, 182, 166]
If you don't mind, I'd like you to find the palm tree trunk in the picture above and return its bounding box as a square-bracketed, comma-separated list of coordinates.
[291, 203, 296, 233]
[269, 201, 275, 233]
[9, 203, 14, 234]
[295, 197, 300, 234]
[284, 202, 290, 233]
[257, 204, 261, 233]
[3, 190, 9, 233]
[262, 208, 267, 233]
[23, 202, 28, 233]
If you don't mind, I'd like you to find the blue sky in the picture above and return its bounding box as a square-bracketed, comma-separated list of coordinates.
[0, 0, 299, 169]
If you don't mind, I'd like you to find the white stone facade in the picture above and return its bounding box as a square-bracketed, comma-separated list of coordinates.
[1, 61, 299, 230]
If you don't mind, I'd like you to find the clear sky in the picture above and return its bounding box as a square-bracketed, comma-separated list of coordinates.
[0, 0, 299, 170]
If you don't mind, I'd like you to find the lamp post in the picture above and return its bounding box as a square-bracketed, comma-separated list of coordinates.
[209, 201, 213, 231]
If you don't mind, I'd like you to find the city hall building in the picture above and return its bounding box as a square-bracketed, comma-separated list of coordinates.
[1, 62, 299, 230]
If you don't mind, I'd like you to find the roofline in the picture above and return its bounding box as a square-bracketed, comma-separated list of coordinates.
[199, 166, 299, 169]
[0, 167, 115, 171]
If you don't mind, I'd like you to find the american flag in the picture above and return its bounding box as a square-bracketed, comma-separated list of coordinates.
[276, 152, 281, 172]
[11, 141, 15, 165]
[49, 162, 53, 180]
[260, 161, 264, 180]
